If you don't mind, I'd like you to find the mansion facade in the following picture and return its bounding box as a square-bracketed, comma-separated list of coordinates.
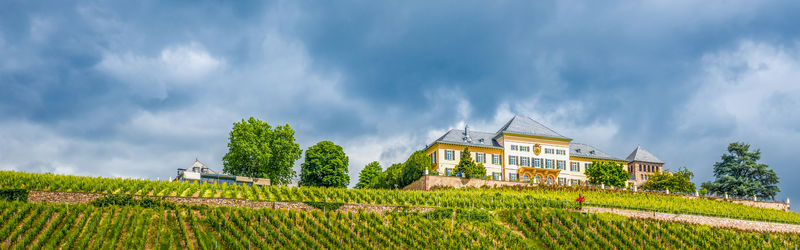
[424, 115, 663, 186]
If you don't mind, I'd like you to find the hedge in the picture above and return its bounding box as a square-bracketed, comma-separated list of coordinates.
[0, 189, 28, 202]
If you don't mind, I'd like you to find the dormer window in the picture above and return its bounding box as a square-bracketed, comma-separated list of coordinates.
[575, 149, 581, 153]
[478, 138, 485, 143]
[589, 150, 595, 155]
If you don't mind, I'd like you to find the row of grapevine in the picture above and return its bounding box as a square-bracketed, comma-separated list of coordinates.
[0, 201, 527, 249]
[499, 208, 800, 249]
[3, 170, 799, 224]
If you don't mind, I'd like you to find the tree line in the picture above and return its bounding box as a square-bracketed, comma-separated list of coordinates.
[220, 117, 781, 200]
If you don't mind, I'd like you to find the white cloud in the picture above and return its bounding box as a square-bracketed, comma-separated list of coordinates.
[676, 40, 800, 187]
[681, 40, 800, 141]
[96, 42, 223, 99]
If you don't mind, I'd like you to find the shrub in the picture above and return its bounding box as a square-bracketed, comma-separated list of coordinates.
[304, 201, 344, 210]
[0, 189, 28, 202]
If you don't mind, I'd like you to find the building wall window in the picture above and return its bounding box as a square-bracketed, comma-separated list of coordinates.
[510, 145, 519, 151]
[430, 152, 437, 164]
[556, 149, 566, 155]
[545, 148, 555, 154]
[556, 160, 566, 170]
[509, 156, 518, 165]
[492, 172, 501, 180]
[558, 177, 566, 185]
[509, 173, 518, 181]
[520, 157, 530, 167]
[492, 154, 501, 165]
[446, 168, 454, 176]
[533, 158, 542, 168]
[445, 150, 455, 160]
[520, 146, 530, 152]
[570, 162, 579, 172]
[545, 159, 554, 169]
[584, 163, 591, 171]
[476, 153, 485, 163]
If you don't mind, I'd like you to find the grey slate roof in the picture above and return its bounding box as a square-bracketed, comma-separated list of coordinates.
[432, 128, 503, 149]
[569, 143, 624, 161]
[495, 115, 569, 139]
[625, 146, 663, 163]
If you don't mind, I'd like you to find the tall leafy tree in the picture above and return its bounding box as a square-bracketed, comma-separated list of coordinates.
[355, 161, 382, 189]
[222, 117, 302, 185]
[299, 141, 350, 187]
[453, 147, 487, 179]
[585, 161, 628, 188]
[400, 150, 435, 187]
[640, 167, 697, 193]
[702, 142, 780, 200]
[368, 163, 404, 189]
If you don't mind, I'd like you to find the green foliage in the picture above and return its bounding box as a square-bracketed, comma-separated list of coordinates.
[640, 167, 697, 193]
[699, 188, 708, 196]
[366, 163, 404, 189]
[400, 150, 435, 187]
[0, 202, 534, 249]
[585, 161, 628, 187]
[453, 147, 486, 178]
[222, 117, 302, 185]
[703, 142, 780, 200]
[303, 201, 344, 210]
[425, 208, 454, 219]
[369, 150, 436, 189]
[91, 194, 176, 209]
[0, 189, 28, 202]
[355, 161, 383, 189]
[499, 209, 799, 249]
[299, 141, 350, 187]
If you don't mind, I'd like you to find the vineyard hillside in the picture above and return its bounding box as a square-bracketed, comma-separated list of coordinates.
[2, 170, 800, 248]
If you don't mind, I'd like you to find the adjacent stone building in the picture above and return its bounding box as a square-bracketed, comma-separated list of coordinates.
[625, 146, 664, 186]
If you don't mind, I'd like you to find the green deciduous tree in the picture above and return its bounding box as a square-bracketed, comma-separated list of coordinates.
[299, 141, 350, 187]
[453, 147, 486, 179]
[585, 161, 628, 188]
[400, 150, 436, 187]
[702, 142, 780, 200]
[367, 163, 404, 189]
[355, 161, 382, 189]
[222, 117, 302, 185]
[640, 167, 697, 193]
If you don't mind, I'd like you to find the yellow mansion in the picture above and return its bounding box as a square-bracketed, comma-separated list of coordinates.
[424, 115, 655, 186]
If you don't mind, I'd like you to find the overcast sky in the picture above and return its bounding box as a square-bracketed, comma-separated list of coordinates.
[1, 1, 799, 203]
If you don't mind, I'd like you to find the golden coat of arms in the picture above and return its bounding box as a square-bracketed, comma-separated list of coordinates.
[533, 144, 542, 155]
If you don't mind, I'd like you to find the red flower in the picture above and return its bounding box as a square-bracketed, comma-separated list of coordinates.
[575, 195, 585, 203]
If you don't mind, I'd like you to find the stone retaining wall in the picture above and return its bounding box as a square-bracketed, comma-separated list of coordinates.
[731, 200, 791, 211]
[583, 206, 800, 234]
[27, 190, 432, 214]
[404, 175, 531, 191]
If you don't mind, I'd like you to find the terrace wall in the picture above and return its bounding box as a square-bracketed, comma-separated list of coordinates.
[730, 200, 790, 212]
[583, 206, 800, 234]
[403, 175, 530, 191]
[27, 190, 434, 214]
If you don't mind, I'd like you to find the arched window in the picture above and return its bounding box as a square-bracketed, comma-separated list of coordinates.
[546, 176, 553, 184]
[523, 174, 530, 182]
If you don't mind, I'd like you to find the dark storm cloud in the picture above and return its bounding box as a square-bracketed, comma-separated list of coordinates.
[1, 0, 799, 207]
